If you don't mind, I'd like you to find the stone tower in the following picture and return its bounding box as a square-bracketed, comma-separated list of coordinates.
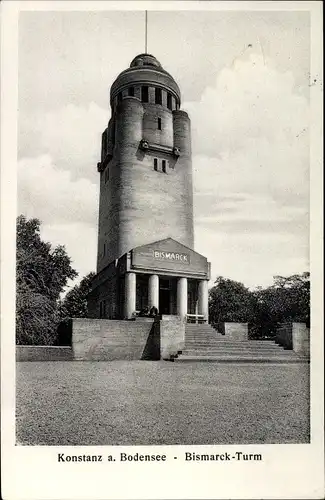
[89, 54, 210, 321]
[96, 53, 194, 272]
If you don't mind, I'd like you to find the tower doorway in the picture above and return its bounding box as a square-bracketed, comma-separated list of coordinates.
[159, 278, 171, 315]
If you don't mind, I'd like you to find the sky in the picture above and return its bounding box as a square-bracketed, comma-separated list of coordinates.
[17, 8, 310, 290]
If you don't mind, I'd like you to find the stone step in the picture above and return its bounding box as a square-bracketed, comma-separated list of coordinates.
[185, 330, 218, 333]
[182, 349, 289, 354]
[184, 340, 224, 344]
[186, 327, 215, 330]
[183, 343, 290, 349]
[184, 339, 282, 344]
[185, 333, 271, 338]
[181, 349, 295, 356]
[185, 335, 279, 347]
[185, 326, 216, 331]
[185, 332, 220, 335]
[182, 344, 290, 350]
[185, 323, 214, 327]
[184, 340, 282, 348]
[174, 355, 308, 364]
[185, 324, 215, 327]
[183, 349, 286, 354]
[185, 333, 217, 336]
[185, 334, 224, 338]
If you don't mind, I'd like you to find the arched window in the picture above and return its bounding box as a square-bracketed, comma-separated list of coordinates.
[128, 87, 134, 97]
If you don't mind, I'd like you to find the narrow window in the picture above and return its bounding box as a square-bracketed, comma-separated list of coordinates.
[162, 160, 166, 173]
[155, 88, 162, 105]
[117, 92, 122, 103]
[167, 93, 172, 110]
[154, 158, 158, 171]
[111, 119, 116, 145]
[141, 86, 149, 103]
[103, 243, 106, 256]
[158, 117, 162, 130]
[104, 168, 109, 183]
[102, 130, 107, 155]
[128, 87, 134, 97]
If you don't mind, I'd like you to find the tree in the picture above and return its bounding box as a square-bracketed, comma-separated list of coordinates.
[251, 272, 310, 338]
[16, 215, 78, 345]
[56, 272, 95, 346]
[59, 272, 95, 322]
[208, 273, 310, 339]
[272, 272, 310, 324]
[209, 276, 255, 330]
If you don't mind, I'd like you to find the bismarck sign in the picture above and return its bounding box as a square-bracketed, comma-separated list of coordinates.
[130, 238, 209, 278]
[154, 250, 190, 264]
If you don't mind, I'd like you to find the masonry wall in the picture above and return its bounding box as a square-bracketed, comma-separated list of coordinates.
[292, 323, 310, 357]
[160, 316, 185, 359]
[17, 318, 186, 362]
[275, 323, 293, 349]
[276, 322, 310, 357]
[224, 323, 248, 341]
[72, 318, 156, 361]
[16, 346, 73, 361]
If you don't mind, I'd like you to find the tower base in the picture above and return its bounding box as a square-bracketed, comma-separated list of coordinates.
[88, 237, 210, 323]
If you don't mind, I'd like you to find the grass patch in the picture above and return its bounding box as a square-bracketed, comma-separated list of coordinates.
[16, 361, 309, 445]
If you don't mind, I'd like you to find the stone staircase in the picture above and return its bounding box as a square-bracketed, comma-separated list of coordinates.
[174, 324, 308, 363]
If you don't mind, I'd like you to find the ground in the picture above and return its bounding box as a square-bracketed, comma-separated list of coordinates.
[16, 361, 309, 446]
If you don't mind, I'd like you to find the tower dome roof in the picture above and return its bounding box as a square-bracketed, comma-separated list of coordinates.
[130, 53, 162, 68]
[110, 53, 181, 106]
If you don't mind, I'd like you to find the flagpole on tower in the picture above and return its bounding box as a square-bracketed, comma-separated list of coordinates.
[145, 10, 148, 53]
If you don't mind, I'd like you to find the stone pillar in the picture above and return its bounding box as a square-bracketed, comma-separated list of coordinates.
[162, 89, 167, 108]
[125, 272, 136, 319]
[224, 323, 248, 341]
[177, 277, 187, 321]
[198, 279, 209, 322]
[148, 274, 159, 309]
[292, 323, 310, 357]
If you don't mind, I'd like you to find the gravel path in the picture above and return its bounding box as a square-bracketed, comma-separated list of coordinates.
[16, 361, 309, 445]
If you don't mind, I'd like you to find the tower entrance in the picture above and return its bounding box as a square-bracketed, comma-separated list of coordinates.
[158, 278, 177, 315]
[159, 278, 171, 314]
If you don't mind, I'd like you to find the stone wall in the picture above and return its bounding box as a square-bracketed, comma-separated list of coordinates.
[160, 316, 185, 359]
[224, 323, 248, 341]
[276, 322, 310, 357]
[292, 323, 310, 357]
[16, 346, 73, 361]
[72, 318, 156, 361]
[275, 323, 293, 349]
[17, 318, 186, 362]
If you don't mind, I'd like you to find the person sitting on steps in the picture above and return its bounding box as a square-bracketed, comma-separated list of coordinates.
[139, 306, 149, 317]
[149, 306, 159, 317]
